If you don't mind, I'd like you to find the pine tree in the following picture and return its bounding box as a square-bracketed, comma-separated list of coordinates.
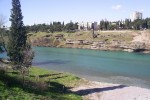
[49, 22, 54, 33]
[62, 21, 65, 31]
[7, 0, 27, 68]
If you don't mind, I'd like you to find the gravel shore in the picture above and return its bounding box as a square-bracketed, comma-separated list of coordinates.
[71, 80, 150, 100]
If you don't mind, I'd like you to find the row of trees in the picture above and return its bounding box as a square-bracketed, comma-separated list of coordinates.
[99, 18, 150, 30]
[25, 18, 150, 34]
[25, 21, 78, 33]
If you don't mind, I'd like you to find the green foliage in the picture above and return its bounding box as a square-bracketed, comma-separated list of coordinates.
[132, 19, 142, 30]
[99, 18, 150, 30]
[100, 20, 110, 30]
[0, 67, 82, 100]
[108, 24, 117, 30]
[53, 22, 63, 32]
[146, 18, 150, 29]
[65, 22, 78, 33]
[124, 19, 131, 29]
[7, 0, 34, 69]
[49, 22, 54, 33]
[24, 17, 150, 34]
[25, 21, 78, 33]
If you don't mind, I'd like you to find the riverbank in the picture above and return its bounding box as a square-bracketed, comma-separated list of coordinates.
[1, 66, 150, 100]
[33, 46, 150, 89]
[0, 67, 83, 100]
[29, 30, 150, 53]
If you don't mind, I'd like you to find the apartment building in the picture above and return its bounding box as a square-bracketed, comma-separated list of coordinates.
[131, 11, 142, 21]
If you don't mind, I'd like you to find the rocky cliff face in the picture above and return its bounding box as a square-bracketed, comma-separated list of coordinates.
[30, 31, 150, 53]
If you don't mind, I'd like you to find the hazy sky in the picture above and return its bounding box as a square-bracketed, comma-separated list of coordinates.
[0, 0, 149, 26]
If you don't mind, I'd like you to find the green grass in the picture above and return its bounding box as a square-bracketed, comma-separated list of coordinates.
[0, 67, 83, 100]
[29, 30, 134, 41]
[29, 30, 137, 48]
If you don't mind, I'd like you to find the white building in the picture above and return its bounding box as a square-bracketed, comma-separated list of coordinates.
[78, 22, 85, 30]
[78, 21, 98, 30]
[78, 22, 93, 30]
[87, 22, 92, 29]
[131, 11, 142, 21]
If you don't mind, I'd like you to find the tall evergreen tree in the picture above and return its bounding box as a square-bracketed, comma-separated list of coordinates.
[49, 22, 54, 33]
[7, 0, 27, 68]
[62, 21, 65, 31]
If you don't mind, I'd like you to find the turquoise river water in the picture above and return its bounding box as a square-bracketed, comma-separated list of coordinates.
[32, 47, 150, 88]
[1, 46, 150, 88]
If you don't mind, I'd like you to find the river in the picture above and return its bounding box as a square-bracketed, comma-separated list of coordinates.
[1, 46, 150, 88]
[32, 47, 150, 88]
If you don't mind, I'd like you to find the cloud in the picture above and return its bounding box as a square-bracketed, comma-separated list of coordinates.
[112, 5, 122, 10]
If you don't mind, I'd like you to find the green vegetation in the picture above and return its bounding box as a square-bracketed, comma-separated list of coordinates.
[25, 18, 150, 34]
[26, 21, 78, 33]
[28, 30, 135, 50]
[7, 0, 29, 68]
[29, 30, 133, 42]
[100, 18, 150, 30]
[0, 67, 83, 100]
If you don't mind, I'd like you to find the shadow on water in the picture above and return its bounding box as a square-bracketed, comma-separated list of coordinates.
[74, 85, 126, 96]
[33, 59, 71, 66]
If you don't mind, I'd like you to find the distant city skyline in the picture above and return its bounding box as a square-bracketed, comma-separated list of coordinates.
[0, 0, 150, 26]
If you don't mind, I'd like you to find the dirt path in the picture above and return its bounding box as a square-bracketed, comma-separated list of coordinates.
[71, 81, 150, 100]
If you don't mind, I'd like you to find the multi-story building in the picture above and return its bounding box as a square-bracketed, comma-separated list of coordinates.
[87, 22, 92, 30]
[78, 22, 97, 31]
[131, 11, 142, 21]
[78, 22, 86, 30]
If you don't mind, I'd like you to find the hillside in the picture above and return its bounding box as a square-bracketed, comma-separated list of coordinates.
[29, 30, 150, 53]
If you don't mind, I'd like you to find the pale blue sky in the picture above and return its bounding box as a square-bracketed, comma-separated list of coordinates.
[0, 0, 149, 26]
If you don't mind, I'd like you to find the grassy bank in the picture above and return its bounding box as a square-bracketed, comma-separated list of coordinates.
[0, 67, 84, 100]
[29, 31, 134, 42]
[29, 31, 134, 49]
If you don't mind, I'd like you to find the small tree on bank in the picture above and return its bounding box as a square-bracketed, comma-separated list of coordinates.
[7, 0, 34, 71]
